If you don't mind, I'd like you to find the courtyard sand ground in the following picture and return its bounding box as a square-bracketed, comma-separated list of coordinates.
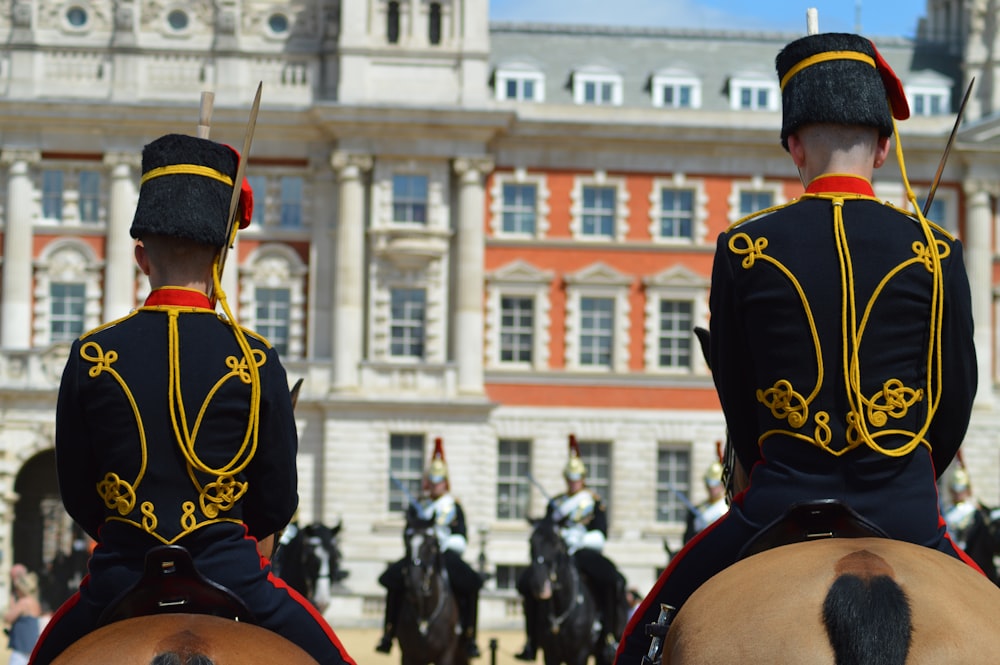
[2, 628, 535, 664]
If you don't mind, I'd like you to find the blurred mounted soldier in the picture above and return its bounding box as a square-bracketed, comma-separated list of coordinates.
[377, 438, 483, 658]
[516, 435, 626, 662]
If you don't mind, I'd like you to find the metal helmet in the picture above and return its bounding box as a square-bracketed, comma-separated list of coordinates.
[950, 466, 970, 493]
[704, 461, 724, 488]
[427, 437, 449, 485]
[563, 434, 587, 481]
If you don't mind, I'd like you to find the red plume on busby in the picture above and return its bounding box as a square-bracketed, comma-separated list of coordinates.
[563, 434, 587, 481]
[427, 437, 449, 487]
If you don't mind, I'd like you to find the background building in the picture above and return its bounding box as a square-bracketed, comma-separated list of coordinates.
[0, 0, 997, 628]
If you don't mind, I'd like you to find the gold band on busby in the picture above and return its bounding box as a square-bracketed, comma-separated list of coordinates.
[563, 434, 587, 481]
[130, 134, 253, 247]
[427, 437, 448, 484]
[775, 33, 909, 151]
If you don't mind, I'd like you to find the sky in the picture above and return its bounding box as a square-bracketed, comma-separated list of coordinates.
[488, 0, 925, 40]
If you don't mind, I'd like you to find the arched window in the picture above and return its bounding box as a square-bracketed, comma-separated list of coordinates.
[387, 1, 400, 44]
[429, 3, 441, 45]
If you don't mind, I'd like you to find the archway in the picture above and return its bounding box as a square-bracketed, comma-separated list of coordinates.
[13, 450, 84, 612]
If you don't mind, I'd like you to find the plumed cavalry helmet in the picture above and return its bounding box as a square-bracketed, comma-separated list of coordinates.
[130, 133, 253, 247]
[563, 434, 587, 481]
[427, 437, 449, 485]
[704, 461, 724, 488]
[775, 32, 910, 151]
[950, 466, 971, 493]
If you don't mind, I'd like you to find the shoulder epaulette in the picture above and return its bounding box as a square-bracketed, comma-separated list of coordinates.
[78, 310, 141, 341]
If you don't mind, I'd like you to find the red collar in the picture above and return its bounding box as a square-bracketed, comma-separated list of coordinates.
[805, 174, 875, 197]
[144, 287, 213, 309]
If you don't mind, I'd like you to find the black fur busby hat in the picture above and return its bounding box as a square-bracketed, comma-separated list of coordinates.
[130, 133, 247, 248]
[776, 33, 910, 151]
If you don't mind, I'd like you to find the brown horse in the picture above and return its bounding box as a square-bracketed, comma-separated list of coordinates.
[52, 613, 318, 665]
[660, 536, 1000, 664]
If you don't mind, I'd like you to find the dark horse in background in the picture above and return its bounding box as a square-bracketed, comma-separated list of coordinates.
[962, 503, 1000, 585]
[524, 513, 611, 665]
[272, 520, 348, 613]
[396, 515, 466, 665]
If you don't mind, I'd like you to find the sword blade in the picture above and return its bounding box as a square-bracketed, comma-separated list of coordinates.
[922, 77, 974, 217]
[215, 82, 263, 291]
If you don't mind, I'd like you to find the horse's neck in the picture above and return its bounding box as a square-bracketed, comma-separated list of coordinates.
[551, 558, 581, 609]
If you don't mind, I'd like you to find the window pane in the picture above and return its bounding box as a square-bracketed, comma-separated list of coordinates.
[256, 287, 290, 356]
[497, 439, 531, 519]
[500, 295, 533, 363]
[656, 446, 692, 522]
[739, 190, 773, 216]
[501, 183, 537, 234]
[580, 297, 613, 367]
[389, 433, 424, 512]
[581, 186, 615, 237]
[390, 288, 426, 358]
[679, 86, 691, 107]
[523, 79, 535, 100]
[393, 174, 429, 224]
[43, 170, 64, 221]
[660, 188, 694, 239]
[78, 171, 101, 223]
[577, 441, 611, 510]
[50, 282, 86, 341]
[279, 176, 303, 228]
[658, 300, 692, 368]
[247, 175, 267, 226]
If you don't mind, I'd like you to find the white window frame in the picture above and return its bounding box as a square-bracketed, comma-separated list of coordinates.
[32, 239, 102, 346]
[651, 72, 701, 109]
[729, 176, 786, 223]
[573, 69, 623, 106]
[570, 172, 629, 242]
[495, 65, 545, 102]
[656, 444, 693, 524]
[241, 169, 311, 231]
[564, 262, 632, 373]
[643, 265, 710, 375]
[485, 260, 553, 371]
[729, 75, 780, 111]
[238, 243, 307, 360]
[648, 174, 709, 245]
[490, 169, 550, 238]
[388, 286, 427, 359]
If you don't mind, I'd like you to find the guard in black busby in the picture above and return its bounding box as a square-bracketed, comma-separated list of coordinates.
[32, 133, 355, 665]
[376, 438, 483, 658]
[616, 31, 983, 664]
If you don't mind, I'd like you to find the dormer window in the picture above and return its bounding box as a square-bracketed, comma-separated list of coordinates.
[495, 63, 545, 102]
[908, 85, 951, 116]
[729, 74, 779, 111]
[573, 67, 623, 106]
[651, 69, 701, 109]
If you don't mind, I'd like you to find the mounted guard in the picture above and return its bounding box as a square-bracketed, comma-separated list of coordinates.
[617, 29, 983, 664]
[33, 101, 355, 664]
[377, 437, 483, 659]
[517, 435, 627, 662]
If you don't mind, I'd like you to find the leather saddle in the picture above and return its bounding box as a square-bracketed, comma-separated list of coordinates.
[97, 545, 256, 627]
[737, 499, 890, 560]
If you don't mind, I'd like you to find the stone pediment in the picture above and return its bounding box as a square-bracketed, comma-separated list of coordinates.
[486, 259, 554, 284]
[564, 261, 632, 286]
[643, 264, 709, 288]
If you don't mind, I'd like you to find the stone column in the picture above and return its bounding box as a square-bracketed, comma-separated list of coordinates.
[963, 179, 993, 407]
[452, 157, 494, 395]
[309, 166, 337, 360]
[103, 153, 140, 320]
[1, 150, 40, 349]
[330, 152, 372, 391]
